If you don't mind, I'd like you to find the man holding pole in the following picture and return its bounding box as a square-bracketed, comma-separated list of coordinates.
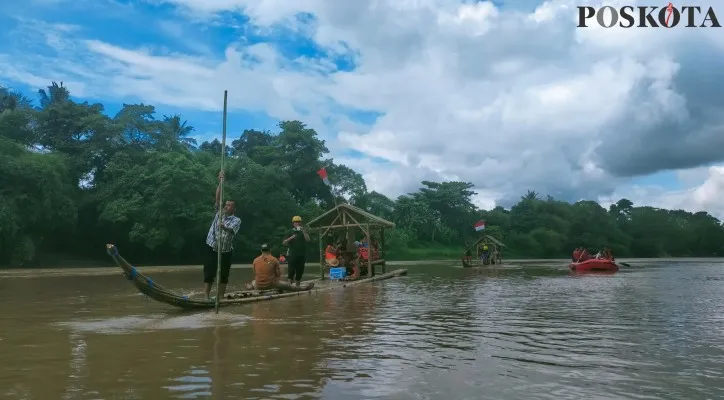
[203, 170, 241, 299]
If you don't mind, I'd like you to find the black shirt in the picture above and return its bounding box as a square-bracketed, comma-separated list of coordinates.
[287, 229, 307, 257]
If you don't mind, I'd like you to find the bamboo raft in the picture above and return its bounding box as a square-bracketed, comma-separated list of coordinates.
[462, 258, 492, 268]
[106, 244, 407, 310]
[461, 234, 506, 268]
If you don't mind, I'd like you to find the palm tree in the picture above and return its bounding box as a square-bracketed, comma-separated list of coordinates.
[0, 87, 32, 112]
[37, 81, 70, 109]
[161, 114, 197, 149]
[0, 86, 36, 145]
[522, 190, 539, 202]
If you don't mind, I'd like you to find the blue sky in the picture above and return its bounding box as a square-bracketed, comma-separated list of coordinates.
[0, 0, 397, 178]
[0, 0, 387, 144]
[1, 0, 327, 141]
[2, 0, 721, 214]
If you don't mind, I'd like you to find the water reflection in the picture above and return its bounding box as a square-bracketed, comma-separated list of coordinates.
[62, 332, 88, 399]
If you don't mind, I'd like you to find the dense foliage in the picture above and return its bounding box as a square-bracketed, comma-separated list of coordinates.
[2, 82, 724, 267]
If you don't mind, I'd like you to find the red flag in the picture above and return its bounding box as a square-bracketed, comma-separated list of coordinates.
[317, 167, 331, 186]
[474, 220, 486, 231]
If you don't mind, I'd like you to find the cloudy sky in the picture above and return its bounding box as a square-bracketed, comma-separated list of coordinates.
[1, 0, 723, 216]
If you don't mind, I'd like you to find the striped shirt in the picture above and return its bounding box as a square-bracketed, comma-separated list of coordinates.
[205, 211, 241, 253]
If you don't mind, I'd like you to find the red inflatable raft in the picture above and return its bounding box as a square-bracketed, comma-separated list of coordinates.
[569, 258, 619, 272]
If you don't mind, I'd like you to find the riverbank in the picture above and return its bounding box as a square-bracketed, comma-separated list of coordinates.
[2, 257, 723, 278]
[6, 242, 722, 270]
[0, 260, 456, 278]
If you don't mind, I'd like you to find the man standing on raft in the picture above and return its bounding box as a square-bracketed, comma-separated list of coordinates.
[283, 215, 310, 287]
[203, 170, 241, 299]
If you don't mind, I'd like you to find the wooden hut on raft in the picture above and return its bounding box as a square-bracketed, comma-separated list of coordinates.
[462, 235, 506, 267]
[306, 203, 395, 279]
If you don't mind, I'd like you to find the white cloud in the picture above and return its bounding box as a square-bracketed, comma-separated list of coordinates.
[600, 166, 724, 218]
[676, 167, 709, 187]
[3, 0, 724, 217]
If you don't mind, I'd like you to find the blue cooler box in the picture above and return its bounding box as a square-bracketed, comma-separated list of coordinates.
[329, 267, 346, 280]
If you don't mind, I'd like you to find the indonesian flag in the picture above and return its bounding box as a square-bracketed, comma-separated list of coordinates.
[317, 167, 331, 186]
[474, 220, 486, 231]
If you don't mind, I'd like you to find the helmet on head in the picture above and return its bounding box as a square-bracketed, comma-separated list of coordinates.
[292, 216, 302, 222]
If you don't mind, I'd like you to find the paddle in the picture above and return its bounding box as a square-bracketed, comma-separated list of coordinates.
[214, 90, 228, 314]
[617, 261, 631, 267]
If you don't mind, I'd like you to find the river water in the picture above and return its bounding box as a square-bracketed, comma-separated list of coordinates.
[1, 260, 724, 399]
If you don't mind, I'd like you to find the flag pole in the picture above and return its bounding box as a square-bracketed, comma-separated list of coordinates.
[317, 166, 340, 246]
[214, 90, 228, 314]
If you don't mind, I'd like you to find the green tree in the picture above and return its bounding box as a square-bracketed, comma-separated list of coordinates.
[0, 138, 77, 265]
[2, 80, 724, 266]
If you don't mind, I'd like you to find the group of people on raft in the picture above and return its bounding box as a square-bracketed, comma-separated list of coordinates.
[572, 247, 614, 262]
[479, 243, 501, 264]
[324, 236, 379, 279]
[244, 215, 316, 293]
[200, 171, 311, 298]
[202, 169, 380, 299]
[463, 243, 502, 264]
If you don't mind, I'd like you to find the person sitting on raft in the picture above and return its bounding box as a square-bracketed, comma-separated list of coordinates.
[343, 257, 361, 281]
[325, 242, 337, 260]
[370, 237, 380, 259]
[325, 242, 347, 272]
[605, 247, 614, 260]
[327, 256, 340, 269]
[596, 247, 614, 260]
[336, 241, 345, 257]
[572, 248, 580, 261]
[480, 244, 490, 261]
[247, 244, 311, 291]
[572, 247, 592, 262]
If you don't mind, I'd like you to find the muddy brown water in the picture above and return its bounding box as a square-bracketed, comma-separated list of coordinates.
[2, 260, 724, 399]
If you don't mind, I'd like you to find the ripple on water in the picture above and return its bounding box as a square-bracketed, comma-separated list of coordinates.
[8, 263, 724, 399]
[314, 269, 724, 399]
[54, 312, 250, 334]
[164, 366, 212, 399]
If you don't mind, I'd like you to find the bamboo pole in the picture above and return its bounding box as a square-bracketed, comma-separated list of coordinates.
[344, 212, 368, 237]
[319, 234, 324, 280]
[319, 214, 341, 238]
[366, 223, 373, 277]
[309, 223, 380, 231]
[214, 90, 228, 314]
[381, 228, 386, 273]
[346, 224, 355, 261]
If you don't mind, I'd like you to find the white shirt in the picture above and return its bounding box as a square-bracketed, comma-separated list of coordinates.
[205, 212, 241, 253]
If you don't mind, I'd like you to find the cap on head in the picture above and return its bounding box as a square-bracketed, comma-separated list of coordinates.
[292, 216, 302, 222]
[261, 243, 270, 252]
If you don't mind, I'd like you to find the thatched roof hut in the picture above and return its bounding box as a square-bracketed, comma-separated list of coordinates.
[307, 203, 395, 278]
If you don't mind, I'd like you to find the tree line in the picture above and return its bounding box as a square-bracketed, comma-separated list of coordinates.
[2, 82, 724, 267]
